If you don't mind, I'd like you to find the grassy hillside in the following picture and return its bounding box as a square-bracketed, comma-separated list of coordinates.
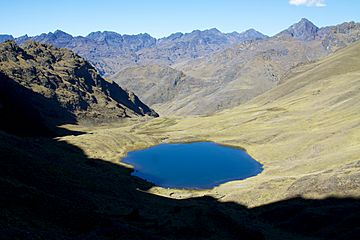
[61, 41, 360, 208]
[159, 40, 360, 204]
[1, 36, 360, 239]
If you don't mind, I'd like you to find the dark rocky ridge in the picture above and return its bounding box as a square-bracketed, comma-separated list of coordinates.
[0, 41, 158, 128]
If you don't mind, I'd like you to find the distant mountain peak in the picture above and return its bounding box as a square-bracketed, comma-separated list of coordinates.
[228, 28, 268, 42]
[241, 28, 267, 36]
[87, 31, 121, 37]
[136, 32, 152, 37]
[53, 29, 71, 35]
[163, 32, 184, 41]
[293, 18, 318, 30]
[277, 18, 319, 41]
[0, 34, 14, 43]
[299, 18, 312, 23]
[243, 28, 257, 32]
[86, 31, 123, 43]
[188, 28, 222, 35]
[206, 28, 222, 34]
[48, 30, 74, 42]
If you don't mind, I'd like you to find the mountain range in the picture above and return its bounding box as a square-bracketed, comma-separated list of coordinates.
[113, 19, 360, 115]
[1, 18, 360, 116]
[2, 28, 267, 76]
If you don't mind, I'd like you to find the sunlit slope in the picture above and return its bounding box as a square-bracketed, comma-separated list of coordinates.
[60, 41, 360, 207]
[156, 20, 360, 115]
[159, 41, 360, 205]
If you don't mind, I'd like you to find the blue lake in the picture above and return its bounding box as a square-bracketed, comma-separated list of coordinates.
[122, 142, 263, 189]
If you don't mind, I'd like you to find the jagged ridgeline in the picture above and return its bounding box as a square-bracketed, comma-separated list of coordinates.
[0, 41, 158, 129]
[10, 28, 268, 75]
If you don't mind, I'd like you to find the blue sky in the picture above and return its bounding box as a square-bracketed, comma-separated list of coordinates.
[1, 0, 360, 38]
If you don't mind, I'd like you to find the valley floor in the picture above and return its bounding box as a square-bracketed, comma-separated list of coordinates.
[61, 106, 360, 208]
[60, 42, 360, 207]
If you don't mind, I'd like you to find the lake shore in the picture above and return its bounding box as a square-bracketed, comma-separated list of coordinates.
[60, 102, 360, 207]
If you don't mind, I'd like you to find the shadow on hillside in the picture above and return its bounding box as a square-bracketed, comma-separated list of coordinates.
[0, 134, 262, 240]
[1, 133, 360, 240]
[1, 73, 360, 240]
[0, 72, 84, 137]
